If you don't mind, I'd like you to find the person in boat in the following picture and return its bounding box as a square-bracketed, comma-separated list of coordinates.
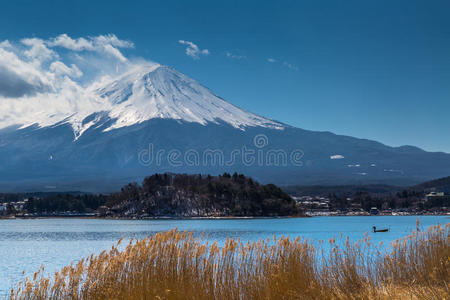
[373, 226, 389, 233]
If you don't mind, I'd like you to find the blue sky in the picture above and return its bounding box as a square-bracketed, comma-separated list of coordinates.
[0, 0, 449, 152]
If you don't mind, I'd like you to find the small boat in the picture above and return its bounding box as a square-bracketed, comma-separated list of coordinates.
[373, 226, 389, 233]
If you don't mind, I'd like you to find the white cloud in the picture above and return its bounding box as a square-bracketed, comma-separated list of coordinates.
[330, 154, 344, 160]
[0, 34, 134, 129]
[93, 34, 133, 48]
[102, 44, 127, 62]
[0, 47, 53, 97]
[267, 58, 299, 71]
[49, 61, 83, 78]
[0, 40, 12, 49]
[282, 61, 298, 71]
[48, 34, 133, 61]
[48, 34, 93, 51]
[178, 40, 209, 59]
[21, 38, 56, 63]
[226, 52, 246, 60]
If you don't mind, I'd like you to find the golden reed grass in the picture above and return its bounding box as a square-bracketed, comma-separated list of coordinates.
[11, 223, 449, 300]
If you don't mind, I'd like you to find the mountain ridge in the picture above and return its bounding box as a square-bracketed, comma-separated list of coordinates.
[1, 64, 449, 192]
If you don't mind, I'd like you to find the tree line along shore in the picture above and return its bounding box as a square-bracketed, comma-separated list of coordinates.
[1, 173, 449, 218]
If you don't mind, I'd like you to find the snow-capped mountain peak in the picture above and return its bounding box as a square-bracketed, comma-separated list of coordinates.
[1, 63, 284, 140]
[94, 64, 284, 132]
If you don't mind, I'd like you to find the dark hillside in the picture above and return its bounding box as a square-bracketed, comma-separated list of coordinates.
[105, 173, 300, 217]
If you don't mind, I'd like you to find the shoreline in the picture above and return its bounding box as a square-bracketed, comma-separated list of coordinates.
[1, 213, 448, 220]
[0, 215, 307, 220]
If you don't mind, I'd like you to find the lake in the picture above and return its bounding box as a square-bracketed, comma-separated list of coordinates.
[0, 215, 447, 296]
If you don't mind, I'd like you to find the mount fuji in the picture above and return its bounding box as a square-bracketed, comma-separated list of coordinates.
[0, 64, 449, 192]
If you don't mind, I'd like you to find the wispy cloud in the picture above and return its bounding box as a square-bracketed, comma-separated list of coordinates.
[226, 51, 246, 60]
[48, 34, 133, 62]
[49, 61, 83, 78]
[267, 57, 298, 71]
[178, 40, 209, 60]
[282, 61, 298, 71]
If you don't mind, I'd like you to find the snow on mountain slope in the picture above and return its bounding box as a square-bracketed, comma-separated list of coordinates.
[1, 63, 284, 140]
[94, 64, 284, 132]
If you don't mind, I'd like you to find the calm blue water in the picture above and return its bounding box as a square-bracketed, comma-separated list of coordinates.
[0, 216, 447, 296]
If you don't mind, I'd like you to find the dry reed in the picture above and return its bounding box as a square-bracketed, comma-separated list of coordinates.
[10, 223, 449, 300]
